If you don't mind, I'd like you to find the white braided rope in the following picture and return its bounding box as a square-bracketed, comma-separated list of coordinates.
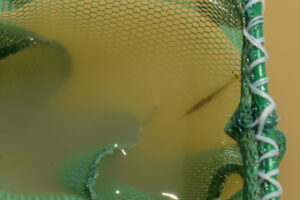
[243, 1, 282, 199]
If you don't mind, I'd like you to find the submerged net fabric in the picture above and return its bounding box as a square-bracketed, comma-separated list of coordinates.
[0, 146, 243, 200]
[0, 0, 285, 199]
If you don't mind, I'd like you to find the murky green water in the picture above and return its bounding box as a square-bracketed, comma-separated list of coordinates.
[0, 42, 242, 199]
[0, 0, 243, 198]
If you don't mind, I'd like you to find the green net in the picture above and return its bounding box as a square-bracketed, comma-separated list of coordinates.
[0, 0, 285, 199]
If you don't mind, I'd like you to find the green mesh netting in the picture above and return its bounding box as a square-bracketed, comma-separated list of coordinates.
[0, 0, 286, 200]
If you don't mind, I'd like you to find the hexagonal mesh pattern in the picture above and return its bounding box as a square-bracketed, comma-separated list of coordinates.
[0, 0, 245, 199]
[0, 0, 243, 115]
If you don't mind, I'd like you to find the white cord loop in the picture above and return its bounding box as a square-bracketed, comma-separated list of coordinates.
[243, 0, 282, 199]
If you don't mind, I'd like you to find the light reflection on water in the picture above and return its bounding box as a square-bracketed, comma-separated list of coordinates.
[0, 1, 243, 197]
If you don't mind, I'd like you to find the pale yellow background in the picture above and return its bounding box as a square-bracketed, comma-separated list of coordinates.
[265, 1, 299, 199]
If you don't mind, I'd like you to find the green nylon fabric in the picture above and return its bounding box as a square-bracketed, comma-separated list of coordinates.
[0, 144, 242, 200]
[225, 36, 286, 199]
[0, 0, 286, 200]
[0, 22, 47, 59]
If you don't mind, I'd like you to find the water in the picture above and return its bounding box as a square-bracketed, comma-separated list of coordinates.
[0, 42, 242, 197]
[0, 0, 243, 198]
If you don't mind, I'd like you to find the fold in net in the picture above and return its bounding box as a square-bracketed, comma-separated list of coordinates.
[0, 0, 284, 200]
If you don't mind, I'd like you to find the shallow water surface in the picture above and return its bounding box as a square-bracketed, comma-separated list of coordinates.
[0, 0, 243, 198]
